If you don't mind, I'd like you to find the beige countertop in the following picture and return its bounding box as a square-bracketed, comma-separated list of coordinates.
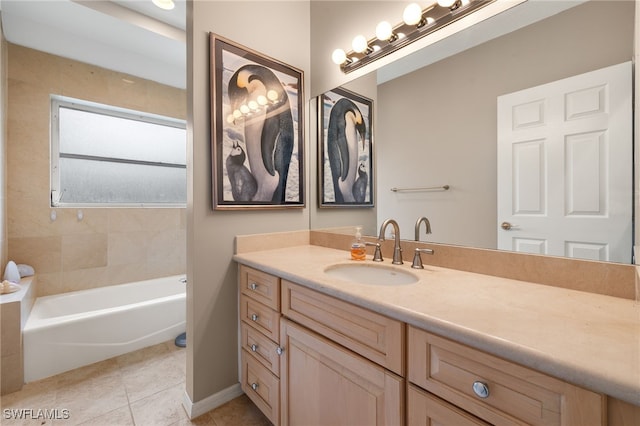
[234, 244, 640, 406]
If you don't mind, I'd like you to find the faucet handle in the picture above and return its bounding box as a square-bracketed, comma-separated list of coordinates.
[411, 248, 434, 269]
[365, 242, 383, 262]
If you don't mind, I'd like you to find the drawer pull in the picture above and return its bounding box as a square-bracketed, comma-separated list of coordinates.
[250, 344, 258, 352]
[249, 282, 258, 290]
[472, 381, 490, 399]
[251, 382, 259, 391]
[251, 313, 259, 322]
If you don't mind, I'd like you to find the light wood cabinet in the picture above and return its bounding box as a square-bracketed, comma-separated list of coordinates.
[238, 263, 635, 426]
[280, 318, 403, 426]
[238, 265, 282, 425]
[239, 266, 404, 425]
[408, 384, 491, 426]
[281, 279, 405, 376]
[408, 325, 605, 425]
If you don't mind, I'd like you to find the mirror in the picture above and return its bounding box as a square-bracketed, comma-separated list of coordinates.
[310, 0, 636, 264]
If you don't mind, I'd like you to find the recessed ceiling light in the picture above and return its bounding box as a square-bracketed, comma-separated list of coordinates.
[152, 0, 175, 11]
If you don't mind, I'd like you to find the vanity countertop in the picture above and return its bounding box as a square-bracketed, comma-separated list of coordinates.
[234, 244, 640, 406]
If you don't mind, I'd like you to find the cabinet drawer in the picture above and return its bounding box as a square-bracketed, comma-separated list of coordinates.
[241, 322, 281, 377]
[241, 349, 279, 425]
[408, 384, 490, 426]
[281, 280, 404, 376]
[240, 294, 280, 342]
[239, 265, 280, 310]
[408, 326, 605, 426]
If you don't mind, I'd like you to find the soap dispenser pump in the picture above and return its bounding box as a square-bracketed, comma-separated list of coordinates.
[351, 226, 366, 260]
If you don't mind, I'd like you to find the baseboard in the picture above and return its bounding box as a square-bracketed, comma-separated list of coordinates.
[182, 383, 243, 419]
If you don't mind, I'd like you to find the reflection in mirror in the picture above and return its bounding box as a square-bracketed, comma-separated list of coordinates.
[311, 0, 636, 264]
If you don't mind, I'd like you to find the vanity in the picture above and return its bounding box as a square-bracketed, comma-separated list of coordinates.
[234, 231, 640, 425]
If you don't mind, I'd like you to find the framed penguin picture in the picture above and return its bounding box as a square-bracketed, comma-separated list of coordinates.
[210, 33, 305, 210]
[318, 87, 374, 208]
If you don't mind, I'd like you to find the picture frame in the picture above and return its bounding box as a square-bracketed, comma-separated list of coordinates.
[318, 87, 374, 208]
[210, 33, 305, 210]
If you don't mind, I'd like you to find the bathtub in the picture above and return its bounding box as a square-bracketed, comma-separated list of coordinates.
[23, 275, 186, 382]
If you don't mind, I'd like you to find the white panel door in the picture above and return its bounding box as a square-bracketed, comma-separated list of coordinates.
[497, 62, 632, 263]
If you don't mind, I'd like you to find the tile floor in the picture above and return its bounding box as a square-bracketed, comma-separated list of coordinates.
[1, 341, 271, 426]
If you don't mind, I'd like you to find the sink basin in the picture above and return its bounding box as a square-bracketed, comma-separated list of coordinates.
[323, 263, 419, 286]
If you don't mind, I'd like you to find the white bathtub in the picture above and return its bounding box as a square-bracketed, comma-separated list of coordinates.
[23, 275, 186, 382]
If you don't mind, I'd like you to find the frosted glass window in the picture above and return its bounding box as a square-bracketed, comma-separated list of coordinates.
[51, 96, 186, 206]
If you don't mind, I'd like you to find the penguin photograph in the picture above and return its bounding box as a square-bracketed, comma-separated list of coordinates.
[319, 87, 373, 207]
[211, 34, 304, 210]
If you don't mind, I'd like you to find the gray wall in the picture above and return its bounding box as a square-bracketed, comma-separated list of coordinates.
[376, 0, 635, 246]
[187, 1, 310, 404]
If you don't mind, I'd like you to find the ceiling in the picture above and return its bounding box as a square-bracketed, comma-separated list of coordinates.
[0, 1, 585, 91]
[0, 0, 187, 88]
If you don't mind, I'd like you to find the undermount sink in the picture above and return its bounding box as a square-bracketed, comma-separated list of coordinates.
[323, 263, 419, 286]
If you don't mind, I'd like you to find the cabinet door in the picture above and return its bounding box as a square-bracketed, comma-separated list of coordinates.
[408, 384, 490, 426]
[280, 318, 403, 426]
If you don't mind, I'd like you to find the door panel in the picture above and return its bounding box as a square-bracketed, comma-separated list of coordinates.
[498, 61, 632, 263]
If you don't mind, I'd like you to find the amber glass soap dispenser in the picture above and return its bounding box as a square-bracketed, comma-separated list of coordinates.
[351, 226, 366, 260]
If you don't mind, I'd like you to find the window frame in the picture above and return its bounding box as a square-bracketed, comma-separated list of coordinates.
[50, 95, 187, 208]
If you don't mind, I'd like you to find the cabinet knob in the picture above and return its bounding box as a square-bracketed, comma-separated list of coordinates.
[472, 381, 490, 399]
[249, 282, 258, 290]
[251, 382, 259, 391]
[276, 346, 284, 355]
[250, 344, 258, 352]
[250, 314, 259, 322]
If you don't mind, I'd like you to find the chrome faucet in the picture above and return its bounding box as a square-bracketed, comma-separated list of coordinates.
[415, 216, 432, 241]
[378, 219, 403, 265]
[413, 217, 434, 268]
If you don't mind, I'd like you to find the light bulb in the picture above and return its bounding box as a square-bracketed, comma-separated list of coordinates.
[267, 90, 279, 102]
[152, 0, 175, 10]
[352, 35, 369, 54]
[257, 95, 268, 106]
[248, 100, 259, 110]
[331, 48, 347, 65]
[240, 104, 250, 114]
[376, 21, 393, 41]
[437, 0, 457, 7]
[403, 3, 423, 26]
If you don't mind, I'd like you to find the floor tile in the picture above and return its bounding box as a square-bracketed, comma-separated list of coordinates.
[129, 383, 188, 426]
[76, 405, 134, 426]
[2, 341, 268, 426]
[208, 394, 271, 426]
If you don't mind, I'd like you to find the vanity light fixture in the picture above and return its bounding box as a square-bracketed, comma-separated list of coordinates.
[152, 0, 175, 11]
[333, 0, 495, 73]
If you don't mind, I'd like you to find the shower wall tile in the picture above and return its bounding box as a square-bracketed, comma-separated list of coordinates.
[59, 267, 110, 294]
[108, 231, 150, 266]
[62, 233, 108, 270]
[108, 262, 158, 286]
[6, 44, 187, 296]
[8, 236, 62, 273]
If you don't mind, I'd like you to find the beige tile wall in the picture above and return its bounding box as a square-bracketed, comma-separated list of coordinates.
[6, 45, 187, 296]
